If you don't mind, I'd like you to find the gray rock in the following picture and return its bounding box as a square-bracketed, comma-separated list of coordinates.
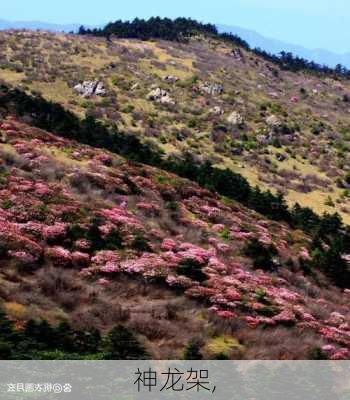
[131, 83, 140, 91]
[256, 134, 269, 145]
[266, 114, 282, 128]
[200, 82, 224, 96]
[227, 111, 244, 126]
[209, 106, 224, 115]
[95, 82, 107, 96]
[276, 153, 286, 162]
[74, 80, 106, 98]
[163, 75, 179, 83]
[147, 88, 175, 105]
[231, 48, 244, 61]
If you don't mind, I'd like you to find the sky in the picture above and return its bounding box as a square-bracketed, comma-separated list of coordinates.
[2, 0, 350, 53]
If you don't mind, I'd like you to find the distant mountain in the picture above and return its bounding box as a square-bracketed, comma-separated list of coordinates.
[0, 19, 87, 33]
[217, 24, 350, 68]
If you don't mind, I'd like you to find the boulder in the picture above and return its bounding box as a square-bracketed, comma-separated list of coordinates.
[209, 106, 224, 115]
[147, 88, 175, 105]
[95, 81, 107, 96]
[256, 134, 269, 145]
[276, 153, 286, 162]
[266, 114, 282, 128]
[74, 80, 106, 98]
[227, 111, 244, 126]
[131, 83, 140, 91]
[163, 75, 179, 83]
[200, 82, 224, 96]
[160, 95, 175, 105]
[231, 48, 244, 61]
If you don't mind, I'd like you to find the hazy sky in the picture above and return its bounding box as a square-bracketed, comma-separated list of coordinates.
[2, 0, 350, 53]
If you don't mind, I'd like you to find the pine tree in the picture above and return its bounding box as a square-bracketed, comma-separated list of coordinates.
[104, 325, 148, 360]
[183, 338, 203, 360]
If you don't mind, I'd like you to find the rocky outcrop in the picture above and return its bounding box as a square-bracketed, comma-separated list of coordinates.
[231, 48, 244, 61]
[200, 82, 224, 96]
[147, 88, 175, 105]
[209, 106, 224, 115]
[266, 115, 282, 129]
[163, 75, 179, 83]
[74, 81, 107, 98]
[227, 111, 244, 126]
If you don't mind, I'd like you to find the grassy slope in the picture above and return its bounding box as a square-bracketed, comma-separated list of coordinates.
[1, 31, 350, 223]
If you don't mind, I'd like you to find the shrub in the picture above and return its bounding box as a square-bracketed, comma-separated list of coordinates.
[104, 325, 148, 360]
[131, 235, 152, 252]
[244, 239, 278, 271]
[177, 259, 207, 282]
[183, 338, 203, 360]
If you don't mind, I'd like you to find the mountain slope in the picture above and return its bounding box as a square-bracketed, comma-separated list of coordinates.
[1, 30, 350, 223]
[0, 116, 349, 359]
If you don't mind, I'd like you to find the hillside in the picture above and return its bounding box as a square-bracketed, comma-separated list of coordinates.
[1, 25, 350, 360]
[1, 29, 350, 225]
[0, 116, 349, 359]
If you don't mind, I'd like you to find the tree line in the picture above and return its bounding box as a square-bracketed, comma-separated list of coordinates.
[78, 17, 350, 79]
[0, 308, 147, 359]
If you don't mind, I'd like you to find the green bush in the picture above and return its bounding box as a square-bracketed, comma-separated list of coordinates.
[244, 239, 278, 271]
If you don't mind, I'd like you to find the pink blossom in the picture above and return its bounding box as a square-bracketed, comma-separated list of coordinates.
[46, 246, 72, 266]
[216, 243, 231, 253]
[74, 239, 91, 251]
[258, 234, 272, 245]
[119, 253, 165, 274]
[229, 229, 254, 240]
[212, 224, 226, 233]
[100, 207, 142, 230]
[43, 223, 67, 241]
[98, 224, 113, 238]
[321, 344, 335, 353]
[95, 154, 112, 166]
[79, 268, 94, 277]
[8, 250, 36, 265]
[342, 254, 350, 263]
[71, 251, 90, 267]
[166, 275, 193, 288]
[92, 251, 120, 266]
[208, 256, 227, 272]
[217, 310, 237, 319]
[97, 278, 111, 286]
[225, 288, 242, 302]
[330, 348, 349, 360]
[161, 238, 177, 251]
[100, 262, 120, 273]
[34, 183, 52, 197]
[136, 202, 160, 215]
[326, 312, 346, 326]
[299, 247, 311, 261]
[272, 310, 296, 324]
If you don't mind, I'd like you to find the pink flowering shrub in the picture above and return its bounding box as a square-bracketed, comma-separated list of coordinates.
[45, 246, 72, 267]
[8, 250, 37, 267]
[2, 117, 350, 358]
[43, 223, 67, 242]
[71, 251, 90, 267]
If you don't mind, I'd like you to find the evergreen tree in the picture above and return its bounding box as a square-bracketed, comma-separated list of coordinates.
[183, 338, 203, 360]
[104, 325, 148, 360]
